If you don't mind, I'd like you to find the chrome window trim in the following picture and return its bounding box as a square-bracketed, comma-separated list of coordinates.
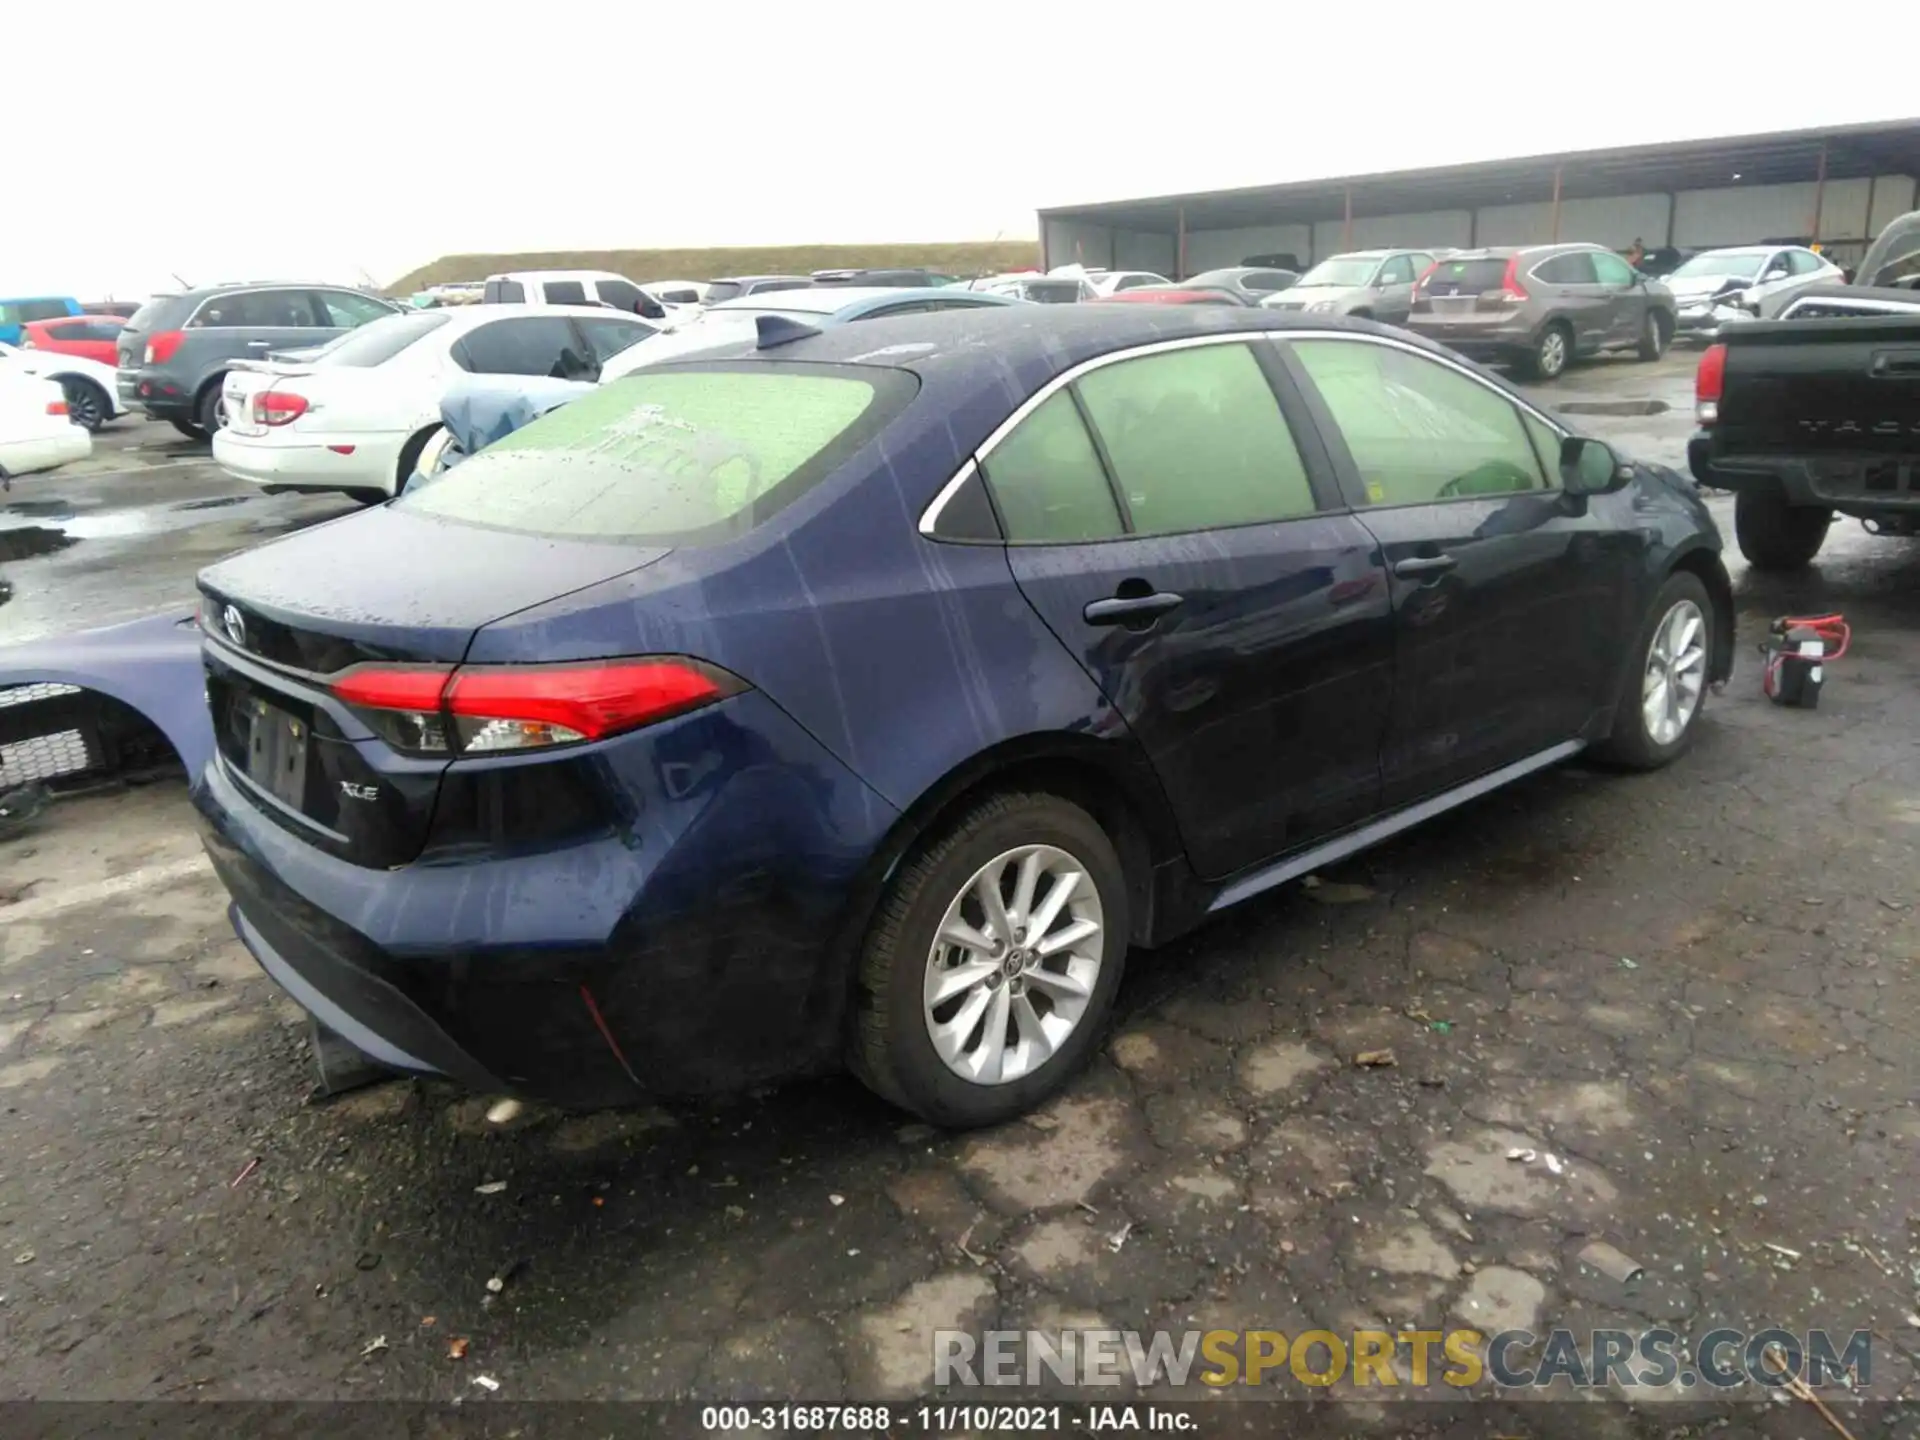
[917, 327, 1575, 538]
[917, 331, 1275, 537]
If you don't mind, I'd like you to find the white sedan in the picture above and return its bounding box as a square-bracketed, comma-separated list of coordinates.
[0, 343, 127, 432]
[212, 303, 659, 502]
[0, 371, 90, 479]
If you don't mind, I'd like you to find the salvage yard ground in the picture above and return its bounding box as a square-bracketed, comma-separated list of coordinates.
[3, 353, 1919, 1427]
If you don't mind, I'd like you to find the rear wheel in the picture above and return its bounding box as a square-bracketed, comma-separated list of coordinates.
[1593, 570, 1713, 770]
[342, 488, 387, 506]
[168, 417, 206, 441]
[1525, 322, 1572, 380]
[60, 378, 109, 432]
[393, 425, 439, 494]
[851, 792, 1128, 1127]
[1734, 489, 1831, 570]
[195, 381, 227, 437]
[1636, 310, 1670, 361]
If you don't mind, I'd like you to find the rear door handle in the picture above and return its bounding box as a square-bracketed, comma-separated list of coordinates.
[1083, 592, 1184, 627]
[1393, 554, 1458, 579]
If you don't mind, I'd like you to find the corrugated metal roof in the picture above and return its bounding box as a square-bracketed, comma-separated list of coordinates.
[1040, 119, 1920, 231]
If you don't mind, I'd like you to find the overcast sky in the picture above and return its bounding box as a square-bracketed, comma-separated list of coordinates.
[14, 3, 1914, 298]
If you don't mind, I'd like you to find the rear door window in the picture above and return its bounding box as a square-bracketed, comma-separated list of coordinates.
[399, 364, 915, 542]
[452, 316, 589, 376]
[1075, 343, 1318, 534]
[192, 290, 320, 327]
[542, 280, 589, 306]
[595, 279, 646, 310]
[484, 279, 527, 303]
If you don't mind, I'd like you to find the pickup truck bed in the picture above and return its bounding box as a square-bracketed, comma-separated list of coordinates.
[1689, 314, 1920, 569]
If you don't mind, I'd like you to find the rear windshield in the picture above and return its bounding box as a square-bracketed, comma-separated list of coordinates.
[1420, 258, 1508, 294]
[123, 295, 183, 332]
[703, 281, 745, 304]
[397, 363, 917, 543]
[315, 311, 452, 368]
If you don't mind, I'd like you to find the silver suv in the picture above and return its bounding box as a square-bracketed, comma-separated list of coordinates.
[1406, 244, 1677, 380]
[1260, 249, 1437, 325]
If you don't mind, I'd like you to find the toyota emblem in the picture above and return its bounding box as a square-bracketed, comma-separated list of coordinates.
[222, 604, 246, 649]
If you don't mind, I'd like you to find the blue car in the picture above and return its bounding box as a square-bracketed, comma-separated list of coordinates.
[191, 306, 1732, 1127]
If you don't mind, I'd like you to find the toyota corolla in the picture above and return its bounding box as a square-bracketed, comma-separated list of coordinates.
[193, 306, 1732, 1127]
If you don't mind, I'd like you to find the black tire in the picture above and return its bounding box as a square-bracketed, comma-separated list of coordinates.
[168, 417, 206, 441]
[1524, 322, 1572, 381]
[393, 425, 439, 494]
[196, 380, 227, 437]
[850, 791, 1128, 1128]
[1348, 309, 1373, 321]
[60, 378, 110, 432]
[1636, 310, 1671, 361]
[1593, 570, 1715, 770]
[342, 488, 388, 506]
[1734, 488, 1830, 571]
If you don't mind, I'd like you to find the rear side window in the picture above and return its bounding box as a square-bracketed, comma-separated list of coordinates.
[750, 280, 810, 296]
[1421, 258, 1508, 295]
[453, 316, 590, 377]
[704, 281, 744, 304]
[981, 393, 1123, 543]
[399, 364, 914, 542]
[1788, 249, 1826, 275]
[18, 299, 72, 322]
[543, 280, 589, 306]
[315, 311, 452, 368]
[49, 319, 119, 340]
[1076, 343, 1316, 533]
[1535, 253, 1599, 285]
[190, 290, 320, 327]
[484, 279, 527, 303]
[125, 296, 181, 332]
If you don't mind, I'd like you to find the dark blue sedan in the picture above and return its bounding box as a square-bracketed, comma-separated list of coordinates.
[192, 306, 1733, 1127]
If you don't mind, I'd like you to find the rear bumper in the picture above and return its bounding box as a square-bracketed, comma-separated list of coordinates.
[1404, 320, 1533, 359]
[119, 368, 194, 420]
[213, 428, 401, 493]
[1688, 434, 1920, 511]
[194, 689, 898, 1107]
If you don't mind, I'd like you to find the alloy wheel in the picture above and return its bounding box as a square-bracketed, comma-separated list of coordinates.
[62, 382, 102, 431]
[1539, 330, 1568, 376]
[922, 843, 1104, 1086]
[1641, 598, 1707, 746]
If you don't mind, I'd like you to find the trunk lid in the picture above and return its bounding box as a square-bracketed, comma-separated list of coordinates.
[1717, 316, 1920, 464]
[198, 506, 671, 866]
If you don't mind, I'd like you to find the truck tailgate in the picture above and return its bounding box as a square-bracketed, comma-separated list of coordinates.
[1718, 316, 1920, 460]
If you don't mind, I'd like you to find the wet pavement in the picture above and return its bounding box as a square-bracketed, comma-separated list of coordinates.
[2, 356, 1919, 1428]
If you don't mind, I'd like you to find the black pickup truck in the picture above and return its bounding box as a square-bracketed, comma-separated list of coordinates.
[1689, 212, 1920, 569]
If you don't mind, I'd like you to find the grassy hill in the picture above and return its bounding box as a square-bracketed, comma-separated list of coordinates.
[390, 240, 1043, 293]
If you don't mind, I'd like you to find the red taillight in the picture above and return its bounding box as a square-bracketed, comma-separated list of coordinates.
[1695, 343, 1727, 426]
[1409, 259, 1440, 313]
[254, 390, 309, 426]
[1498, 255, 1530, 304]
[144, 330, 184, 364]
[46, 400, 69, 416]
[329, 658, 743, 756]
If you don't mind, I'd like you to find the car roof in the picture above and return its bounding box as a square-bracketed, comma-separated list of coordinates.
[1690, 245, 1788, 257]
[172, 280, 385, 300]
[487, 269, 632, 282]
[709, 274, 811, 285]
[420, 302, 653, 328]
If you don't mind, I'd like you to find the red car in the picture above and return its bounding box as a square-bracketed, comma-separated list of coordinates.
[1089, 287, 1249, 307]
[21, 315, 126, 364]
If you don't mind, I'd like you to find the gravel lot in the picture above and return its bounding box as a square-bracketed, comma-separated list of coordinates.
[3, 354, 1918, 1430]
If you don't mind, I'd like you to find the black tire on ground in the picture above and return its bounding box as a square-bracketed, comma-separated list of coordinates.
[1637, 309, 1671, 361]
[1592, 569, 1715, 771]
[60, 378, 110, 432]
[1348, 309, 1373, 321]
[168, 417, 206, 440]
[850, 791, 1129, 1128]
[196, 380, 226, 437]
[1734, 488, 1831, 571]
[1523, 322, 1572, 381]
[341, 488, 388, 506]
